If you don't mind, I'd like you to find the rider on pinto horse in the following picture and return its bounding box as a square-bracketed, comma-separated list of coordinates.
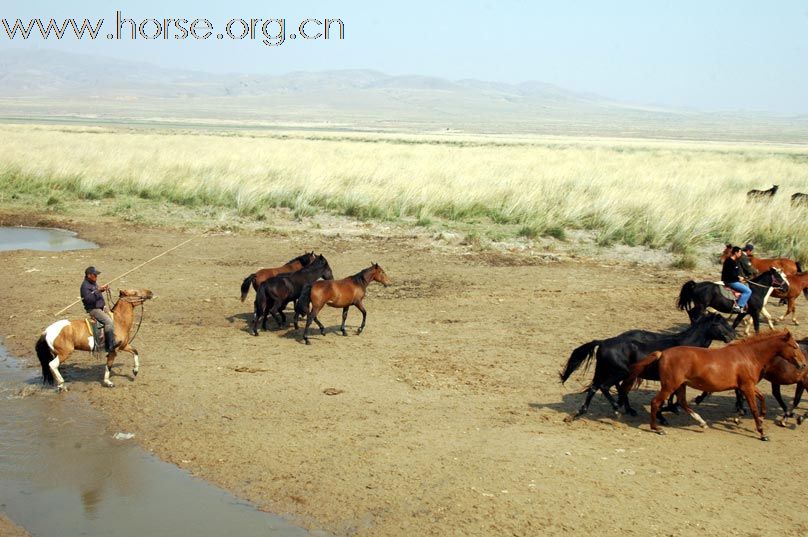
[80, 266, 117, 352]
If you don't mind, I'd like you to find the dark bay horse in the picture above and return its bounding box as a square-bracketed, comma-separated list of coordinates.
[719, 244, 801, 276]
[559, 313, 735, 420]
[746, 184, 778, 200]
[623, 330, 807, 440]
[295, 263, 391, 344]
[251, 254, 333, 336]
[791, 192, 808, 207]
[240, 252, 316, 302]
[35, 289, 154, 390]
[677, 267, 788, 333]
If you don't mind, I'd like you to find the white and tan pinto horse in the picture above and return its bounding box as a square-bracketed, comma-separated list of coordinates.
[35, 289, 153, 390]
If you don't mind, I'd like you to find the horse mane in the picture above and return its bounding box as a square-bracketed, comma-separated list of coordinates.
[350, 266, 374, 285]
[288, 252, 313, 266]
[728, 329, 790, 346]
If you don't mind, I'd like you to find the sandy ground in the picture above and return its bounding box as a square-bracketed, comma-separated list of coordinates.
[2, 212, 808, 536]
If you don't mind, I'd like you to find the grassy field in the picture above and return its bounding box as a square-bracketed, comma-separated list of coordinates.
[2, 123, 808, 263]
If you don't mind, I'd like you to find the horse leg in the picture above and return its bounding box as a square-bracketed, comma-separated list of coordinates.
[694, 391, 711, 405]
[340, 307, 349, 336]
[616, 379, 638, 416]
[119, 342, 141, 379]
[795, 383, 806, 425]
[740, 385, 768, 441]
[734, 389, 747, 416]
[103, 351, 118, 388]
[49, 354, 68, 392]
[677, 385, 708, 429]
[760, 307, 775, 329]
[302, 304, 325, 345]
[563, 387, 599, 422]
[771, 384, 791, 427]
[649, 388, 675, 434]
[355, 302, 368, 335]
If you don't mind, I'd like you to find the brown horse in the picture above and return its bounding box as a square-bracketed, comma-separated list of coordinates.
[770, 272, 808, 325]
[623, 330, 806, 440]
[295, 263, 390, 344]
[719, 244, 801, 276]
[35, 289, 154, 390]
[239, 252, 316, 302]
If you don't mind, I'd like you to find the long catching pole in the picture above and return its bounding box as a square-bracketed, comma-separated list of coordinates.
[54, 236, 195, 316]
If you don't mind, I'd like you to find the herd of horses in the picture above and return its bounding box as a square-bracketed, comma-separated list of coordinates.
[562, 245, 808, 440]
[31, 237, 808, 441]
[747, 184, 808, 207]
[239, 252, 390, 341]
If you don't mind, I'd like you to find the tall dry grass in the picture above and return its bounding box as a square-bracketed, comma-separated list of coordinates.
[1, 124, 807, 259]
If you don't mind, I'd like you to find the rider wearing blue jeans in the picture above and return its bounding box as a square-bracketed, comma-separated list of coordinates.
[722, 246, 751, 313]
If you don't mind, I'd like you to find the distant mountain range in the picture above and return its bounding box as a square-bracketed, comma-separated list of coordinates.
[1, 49, 806, 142]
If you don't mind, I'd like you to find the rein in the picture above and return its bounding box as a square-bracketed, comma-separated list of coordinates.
[112, 296, 148, 346]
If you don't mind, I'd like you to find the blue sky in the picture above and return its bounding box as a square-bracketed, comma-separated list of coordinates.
[2, 0, 808, 113]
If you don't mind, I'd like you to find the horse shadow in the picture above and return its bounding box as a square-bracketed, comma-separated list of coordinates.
[533, 389, 796, 437]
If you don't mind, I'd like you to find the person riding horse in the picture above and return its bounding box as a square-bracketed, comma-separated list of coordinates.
[80, 266, 117, 352]
[741, 243, 759, 278]
[722, 246, 751, 314]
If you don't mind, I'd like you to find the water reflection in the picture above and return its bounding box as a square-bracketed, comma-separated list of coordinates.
[0, 345, 311, 536]
[0, 227, 97, 252]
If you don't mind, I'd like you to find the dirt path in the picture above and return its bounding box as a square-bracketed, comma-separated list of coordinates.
[2, 215, 807, 536]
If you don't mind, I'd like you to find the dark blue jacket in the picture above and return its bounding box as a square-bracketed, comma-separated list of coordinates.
[80, 278, 105, 311]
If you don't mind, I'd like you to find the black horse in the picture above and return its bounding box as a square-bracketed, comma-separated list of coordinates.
[250, 255, 334, 336]
[677, 267, 789, 333]
[747, 184, 778, 200]
[559, 313, 735, 420]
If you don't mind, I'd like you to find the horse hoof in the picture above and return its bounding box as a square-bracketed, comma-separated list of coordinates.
[56, 384, 67, 393]
[733, 416, 741, 425]
[627, 408, 637, 417]
[654, 429, 666, 436]
[798, 416, 804, 426]
[342, 331, 348, 337]
[103, 380, 115, 388]
[775, 418, 786, 428]
[320, 330, 326, 336]
[760, 435, 770, 442]
[304, 340, 311, 345]
[133, 369, 139, 377]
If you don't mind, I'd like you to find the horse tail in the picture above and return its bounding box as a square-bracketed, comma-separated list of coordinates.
[625, 351, 663, 391]
[35, 335, 55, 386]
[295, 284, 313, 316]
[240, 274, 256, 302]
[677, 280, 696, 311]
[559, 340, 600, 384]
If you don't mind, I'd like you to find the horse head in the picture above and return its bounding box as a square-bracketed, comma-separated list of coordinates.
[719, 244, 732, 264]
[299, 251, 317, 267]
[317, 255, 334, 281]
[701, 313, 736, 343]
[118, 288, 154, 302]
[769, 267, 789, 293]
[370, 262, 391, 287]
[780, 330, 807, 370]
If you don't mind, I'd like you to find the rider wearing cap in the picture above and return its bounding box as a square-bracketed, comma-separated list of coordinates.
[80, 266, 117, 352]
[740, 243, 759, 278]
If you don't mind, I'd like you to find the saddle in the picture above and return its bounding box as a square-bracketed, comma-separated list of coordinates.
[714, 281, 741, 302]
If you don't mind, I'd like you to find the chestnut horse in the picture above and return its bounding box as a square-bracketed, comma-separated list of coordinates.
[623, 330, 806, 440]
[295, 263, 390, 344]
[239, 252, 316, 302]
[770, 272, 808, 325]
[719, 244, 801, 276]
[35, 289, 154, 391]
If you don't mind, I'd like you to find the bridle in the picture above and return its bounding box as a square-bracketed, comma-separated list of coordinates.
[111, 294, 151, 345]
